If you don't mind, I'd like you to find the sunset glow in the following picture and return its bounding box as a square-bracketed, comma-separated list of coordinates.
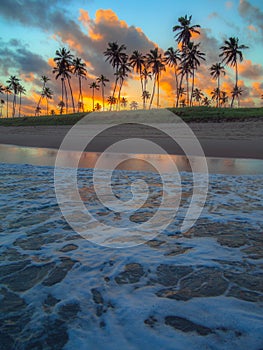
[0, 0, 263, 116]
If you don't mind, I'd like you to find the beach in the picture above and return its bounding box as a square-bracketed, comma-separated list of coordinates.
[0, 119, 263, 159]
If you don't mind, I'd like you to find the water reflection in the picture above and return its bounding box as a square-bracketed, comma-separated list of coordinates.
[0, 144, 262, 175]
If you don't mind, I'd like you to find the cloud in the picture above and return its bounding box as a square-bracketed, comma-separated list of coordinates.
[238, 0, 263, 38]
[239, 60, 263, 80]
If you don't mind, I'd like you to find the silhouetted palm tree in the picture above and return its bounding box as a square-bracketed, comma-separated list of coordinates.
[17, 84, 26, 117]
[219, 37, 248, 107]
[35, 106, 41, 116]
[129, 50, 145, 105]
[210, 63, 226, 107]
[211, 88, 221, 106]
[130, 101, 138, 110]
[142, 90, 151, 108]
[53, 47, 75, 112]
[97, 74, 109, 111]
[220, 91, 229, 107]
[231, 86, 243, 107]
[90, 82, 100, 111]
[37, 75, 50, 111]
[58, 100, 65, 114]
[7, 75, 20, 117]
[104, 42, 127, 110]
[72, 57, 87, 112]
[147, 47, 165, 109]
[4, 86, 12, 118]
[173, 15, 200, 48]
[141, 62, 152, 109]
[42, 87, 53, 115]
[192, 88, 204, 106]
[116, 55, 131, 110]
[164, 47, 181, 107]
[107, 95, 117, 109]
[120, 97, 128, 109]
[202, 96, 211, 106]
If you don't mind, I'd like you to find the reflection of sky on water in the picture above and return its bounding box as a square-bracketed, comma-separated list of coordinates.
[0, 144, 262, 175]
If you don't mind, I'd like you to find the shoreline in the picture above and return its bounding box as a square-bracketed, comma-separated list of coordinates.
[0, 120, 263, 160]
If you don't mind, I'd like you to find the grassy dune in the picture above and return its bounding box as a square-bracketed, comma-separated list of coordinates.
[0, 107, 262, 126]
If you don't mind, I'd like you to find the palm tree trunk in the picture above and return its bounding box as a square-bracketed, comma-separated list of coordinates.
[102, 84, 105, 111]
[149, 76, 157, 109]
[6, 93, 9, 118]
[176, 73, 184, 108]
[19, 93, 21, 117]
[12, 94, 16, 118]
[67, 77, 75, 113]
[190, 69, 195, 107]
[157, 72, 160, 108]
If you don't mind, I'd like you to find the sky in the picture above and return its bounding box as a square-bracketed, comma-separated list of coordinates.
[0, 0, 263, 115]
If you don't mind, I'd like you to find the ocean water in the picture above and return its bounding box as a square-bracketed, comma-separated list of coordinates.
[0, 162, 263, 350]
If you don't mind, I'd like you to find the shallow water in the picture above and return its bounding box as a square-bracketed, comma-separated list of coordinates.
[0, 143, 263, 175]
[0, 162, 263, 349]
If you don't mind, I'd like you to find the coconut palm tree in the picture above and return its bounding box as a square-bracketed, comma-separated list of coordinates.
[209, 63, 226, 107]
[142, 90, 151, 108]
[202, 96, 211, 106]
[17, 84, 26, 117]
[120, 97, 128, 109]
[220, 91, 229, 107]
[147, 47, 165, 109]
[130, 101, 138, 110]
[53, 47, 75, 113]
[129, 50, 145, 105]
[141, 63, 152, 109]
[173, 15, 200, 48]
[0, 84, 4, 117]
[89, 82, 100, 111]
[104, 42, 127, 110]
[42, 87, 53, 115]
[231, 86, 243, 107]
[192, 88, 204, 106]
[97, 74, 109, 111]
[6, 75, 20, 118]
[0, 99, 4, 117]
[95, 102, 102, 111]
[58, 100, 65, 115]
[72, 57, 87, 112]
[107, 95, 117, 109]
[36, 75, 50, 111]
[116, 55, 131, 110]
[164, 47, 181, 107]
[219, 37, 248, 107]
[35, 106, 41, 116]
[211, 88, 221, 106]
[4, 85, 12, 118]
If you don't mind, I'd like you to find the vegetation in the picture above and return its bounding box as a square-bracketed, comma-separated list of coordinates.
[0, 14, 261, 119]
[0, 107, 262, 127]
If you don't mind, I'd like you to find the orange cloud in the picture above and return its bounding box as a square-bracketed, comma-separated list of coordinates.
[239, 60, 263, 79]
[248, 24, 257, 32]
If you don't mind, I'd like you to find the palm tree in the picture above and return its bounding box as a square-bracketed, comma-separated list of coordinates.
[72, 57, 87, 112]
[89, 82, 100, 111]
[147, 47, 165, 109]
[219, 37, 248, 107]
[164, 47, 181, 107]
[141, 63, 152, 109]
[97, 74, 109, 111]
[210, 63, 226, 107]
[53, 47, 75, 113]
[120, 97, 128, 109]
[0, 99, 4, 117]
[37, 75, 50, 111]
[173, 15, 200, 48]
[211, 88, 221, 106]
[116, 55, 131, 110]
[129, 50, 145, 105]
[130, 101, 138, 110]
[231, 86, 243, 107]
[7, 75, 20, 118]
[107, 95, 117, 109]
[42, 87, 53, 115]
[17, 84, 26, 117]
[142, 90, 151, 108]
[35, 106, 41, 116]
[183, 42, 205, 106]
[95, 102, 102, 111]
[202, 96, 211, 106]
[192, 88, 204, 106]
[4, 85, 12, 118]
[220, 91, 229, 107]
[104, 42, 127, 110]
[58, 100, 65, 114]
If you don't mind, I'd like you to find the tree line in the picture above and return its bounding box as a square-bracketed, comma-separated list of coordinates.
[0, 14, 255, 118]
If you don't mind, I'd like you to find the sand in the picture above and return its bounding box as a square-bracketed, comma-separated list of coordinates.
[0, 120, 262, 159]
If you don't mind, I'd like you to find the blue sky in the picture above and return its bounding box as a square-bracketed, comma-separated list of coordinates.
[0, 0, 263, 112]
